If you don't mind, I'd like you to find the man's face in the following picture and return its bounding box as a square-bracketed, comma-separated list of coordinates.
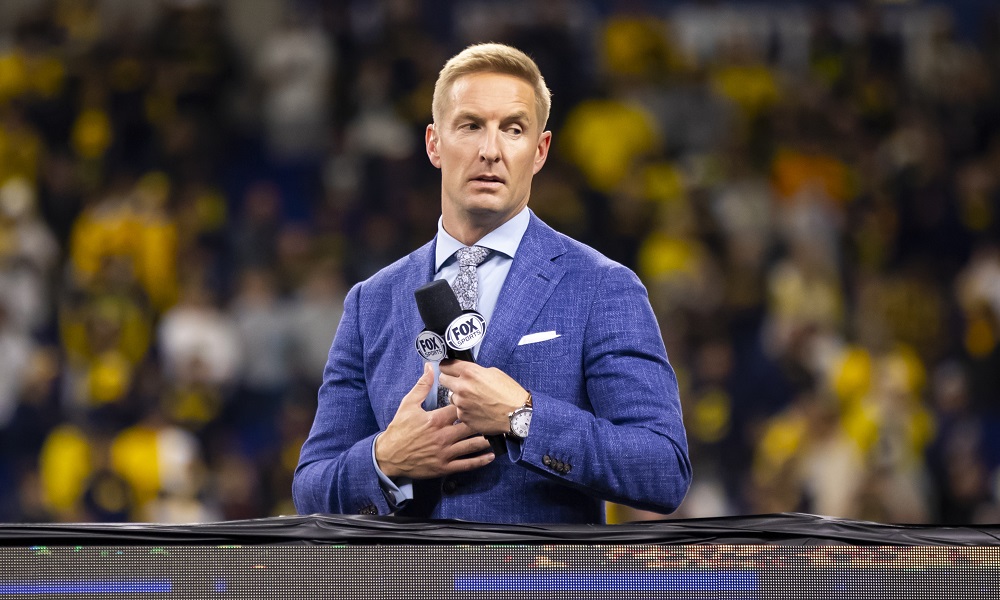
[426, 72, 551, 238]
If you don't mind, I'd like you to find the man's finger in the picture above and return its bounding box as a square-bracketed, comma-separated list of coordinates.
[446, 451, 496, 474]
[439, 360, 473, 376]
[439, 420, 484, 445]
[446, 435, 493, 459]
[431, 403, 460, 425]
[399, 363, 434, 409]
[437, 371, 454, 392]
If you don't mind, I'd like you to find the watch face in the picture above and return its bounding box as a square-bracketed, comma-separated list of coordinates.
[510, 408, 532, 438]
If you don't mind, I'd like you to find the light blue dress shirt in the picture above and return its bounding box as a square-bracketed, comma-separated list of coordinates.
[372, 207, 531, 507]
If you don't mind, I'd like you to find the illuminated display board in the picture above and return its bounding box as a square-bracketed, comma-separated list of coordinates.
[2, 544, 998, 598]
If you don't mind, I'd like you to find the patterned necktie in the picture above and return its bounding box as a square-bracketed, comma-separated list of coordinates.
[438, 245, 491, 407]
[452, 245, 491, 310]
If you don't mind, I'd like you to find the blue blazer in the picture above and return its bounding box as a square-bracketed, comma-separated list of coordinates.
[293, 213, 691, 523]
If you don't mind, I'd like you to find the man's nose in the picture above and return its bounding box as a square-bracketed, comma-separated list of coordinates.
[479, 128, 501, 163]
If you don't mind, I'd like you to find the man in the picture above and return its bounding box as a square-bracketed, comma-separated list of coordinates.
[293, 43, 691, 523]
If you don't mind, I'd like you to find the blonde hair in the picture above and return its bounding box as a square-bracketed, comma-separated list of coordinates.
[432, 43, 551, 129]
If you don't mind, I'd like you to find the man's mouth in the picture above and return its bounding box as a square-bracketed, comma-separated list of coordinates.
[472, 174, 505, 184]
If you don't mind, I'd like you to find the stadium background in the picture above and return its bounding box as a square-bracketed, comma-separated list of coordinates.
[1, 0, 999, 526]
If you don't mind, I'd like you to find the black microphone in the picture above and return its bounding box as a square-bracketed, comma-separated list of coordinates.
[414, 279, 506, 456]
[415, 279, 474, 362]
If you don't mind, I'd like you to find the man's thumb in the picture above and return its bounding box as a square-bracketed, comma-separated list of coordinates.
[402, 363, 434, 406]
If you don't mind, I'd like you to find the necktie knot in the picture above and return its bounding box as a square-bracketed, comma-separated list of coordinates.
[457, 245, 491, 268]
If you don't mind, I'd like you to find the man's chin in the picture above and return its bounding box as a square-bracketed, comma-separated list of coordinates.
[460, 201, 523, 231]
[446, 193, 527, 228]
[462, 195, 506, 215]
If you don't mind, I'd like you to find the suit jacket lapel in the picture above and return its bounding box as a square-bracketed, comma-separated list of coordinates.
[478, 214, 567, 367]
[404, 237, 438, 293]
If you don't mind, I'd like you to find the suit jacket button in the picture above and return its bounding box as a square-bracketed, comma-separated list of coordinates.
[564, 463, 572, 473]
[442, 479, 458, 494]
[543, 455, 553, 467]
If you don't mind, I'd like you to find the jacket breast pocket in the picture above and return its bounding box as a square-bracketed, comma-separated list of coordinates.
[506, 335, 582, 404]
[506, 332, 570, 364]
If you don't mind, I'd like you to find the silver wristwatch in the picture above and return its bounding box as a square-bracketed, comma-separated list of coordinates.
[508, 392, 533, 440]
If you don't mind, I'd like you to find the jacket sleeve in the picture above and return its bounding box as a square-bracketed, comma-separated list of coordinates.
[511, 264, 692, 514]
[292, 282, 392, 516]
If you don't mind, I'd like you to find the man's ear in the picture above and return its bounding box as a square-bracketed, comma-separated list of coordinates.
[425, 124, 442, 169]
[533, 130, 552, 174]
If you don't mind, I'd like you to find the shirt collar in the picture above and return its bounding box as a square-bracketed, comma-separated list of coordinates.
[435, 207, 531, 272]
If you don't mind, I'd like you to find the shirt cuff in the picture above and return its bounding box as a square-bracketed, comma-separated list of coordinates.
[372, 433, 413, 508]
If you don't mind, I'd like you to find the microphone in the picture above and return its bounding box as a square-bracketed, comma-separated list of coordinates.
[414, 279, 475, 362]
[414, 279, 506, 456]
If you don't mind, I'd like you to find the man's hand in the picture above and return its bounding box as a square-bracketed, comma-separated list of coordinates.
[439, 360, 529, 435]
[375, 363, 494, 479]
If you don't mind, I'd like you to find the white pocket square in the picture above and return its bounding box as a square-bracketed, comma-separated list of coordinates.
[518, 331, 560, 346]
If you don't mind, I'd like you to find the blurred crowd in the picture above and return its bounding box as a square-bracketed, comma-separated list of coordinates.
[2, 0, 1000, 525]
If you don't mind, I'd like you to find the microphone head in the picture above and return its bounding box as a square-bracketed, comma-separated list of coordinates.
[414, 279, 463, 334]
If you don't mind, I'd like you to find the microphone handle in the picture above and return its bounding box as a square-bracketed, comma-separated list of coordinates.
[450, 348, 474, 362]
[486, 433, 508, 455]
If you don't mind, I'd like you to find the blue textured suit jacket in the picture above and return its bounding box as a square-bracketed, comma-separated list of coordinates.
[293, 212, 691, 523]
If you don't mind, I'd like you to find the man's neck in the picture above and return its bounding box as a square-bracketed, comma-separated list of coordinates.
[442, 216, 505, 246]
[435, 208, 530, 273]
